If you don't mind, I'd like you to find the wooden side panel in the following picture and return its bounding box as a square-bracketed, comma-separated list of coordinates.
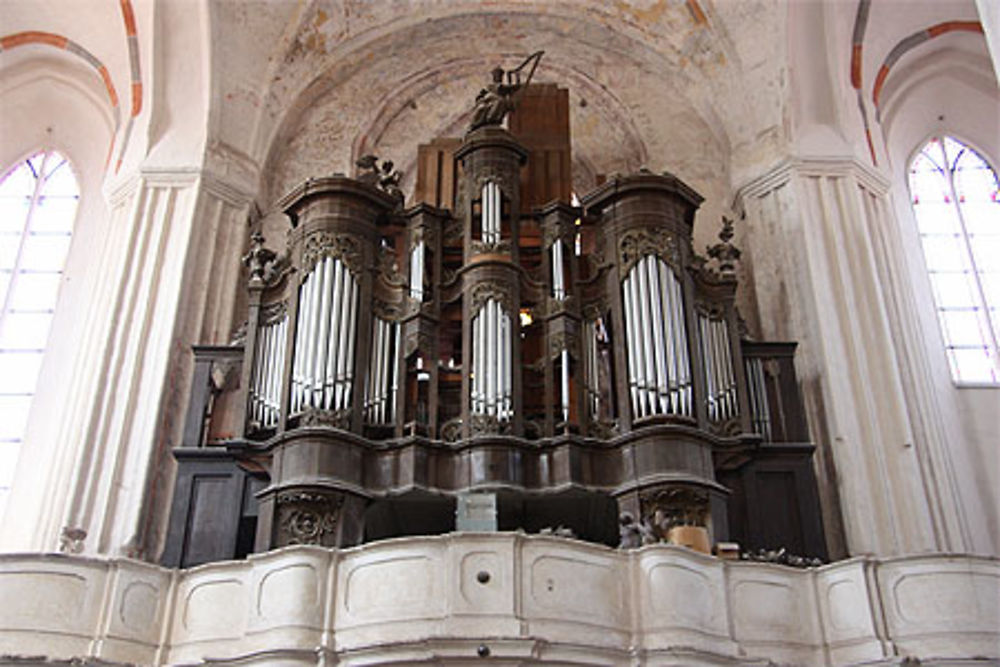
[509, 83, 572, 212]
[414, 138, 462, 210]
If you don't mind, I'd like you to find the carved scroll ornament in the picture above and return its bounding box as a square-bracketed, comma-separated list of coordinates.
[302, 232, 363, 274]
[619, 227, 679, 274]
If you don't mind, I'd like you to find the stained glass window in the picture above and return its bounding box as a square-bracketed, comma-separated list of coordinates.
[908, 136, 1000, 384]
[0, 150, 79, 517]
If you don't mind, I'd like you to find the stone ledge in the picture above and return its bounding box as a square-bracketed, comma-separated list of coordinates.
[0, 535, 996, 666]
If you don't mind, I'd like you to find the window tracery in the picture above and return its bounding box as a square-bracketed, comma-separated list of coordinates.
[908, 136, 1000, 384]
[0, 150, 79, 515]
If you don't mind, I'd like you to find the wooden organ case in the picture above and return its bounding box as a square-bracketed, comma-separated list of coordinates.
[163, 83, 827, 567]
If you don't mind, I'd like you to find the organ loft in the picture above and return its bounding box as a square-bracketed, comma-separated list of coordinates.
[163, 59, 827, 567]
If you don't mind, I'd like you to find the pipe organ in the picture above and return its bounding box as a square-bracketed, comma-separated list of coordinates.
[164, 83, 827, 568]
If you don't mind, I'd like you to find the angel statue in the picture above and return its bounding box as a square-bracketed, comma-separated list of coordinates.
[469, 51, 544, 132]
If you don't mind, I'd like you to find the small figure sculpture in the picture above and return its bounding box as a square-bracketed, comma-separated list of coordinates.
[706, 215, 742, 279]
[355, 154, 405, 207]
[59, 526, 86, 554]
[355, 154, 380, 186]
[618, 511, 657, 548]
[378, 159, 404, 206]
[243, 232, 276, 287]
[469, 51, 544, 132]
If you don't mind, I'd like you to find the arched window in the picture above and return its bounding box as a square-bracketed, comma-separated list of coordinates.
[0, 150, 79, 515]
[908, 136, 1000, 384]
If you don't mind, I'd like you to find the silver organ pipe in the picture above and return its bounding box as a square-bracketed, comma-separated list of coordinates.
[560, 348, 570, 423]
[645, 257, 669, 413]
[470, 298, 513, 420]
[290, 256, 359, 418]
[365, 317, 400, 425]
[502, 312, 512, 419]
[745, 357, 772, 441]
[481, 182, 501, 244]
[250, 313, 287, 429]
[409, 240, 424, 300]
[622, 275, 640, 418]
[487, 300, 497, 415]
[622, 254, 692, 418]
[698, 313, 738, 423]
[249, 315, 288, 428]
[324, 261, 344, 409]
[472, 315, 482, 413]
[551, 240, 566, 300]
[583, 320, 601, 418]
[312, 258, 332, 404]
[656, 259, 678, 412]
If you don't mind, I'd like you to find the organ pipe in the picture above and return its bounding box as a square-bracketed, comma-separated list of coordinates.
[622, 254, 692, 419]
[250, 314, 287, 429]
[365, 317, 400, 425]
[699, 312, 738, 422]
[552, 240, 566, 300]
[481, 182, 501, 244]
[470, 298, 512, 420]
[410, 240, 425, 300]
[289, 256, 359, 417]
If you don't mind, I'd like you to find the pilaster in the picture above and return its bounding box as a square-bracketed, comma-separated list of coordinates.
[734, 157, 967, 557]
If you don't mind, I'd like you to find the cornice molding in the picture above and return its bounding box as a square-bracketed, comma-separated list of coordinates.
[733, 157, 891, 207]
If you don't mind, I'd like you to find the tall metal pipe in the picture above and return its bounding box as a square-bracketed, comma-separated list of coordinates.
[622, 276, 640, 418]
[334, 269, 352, 409]
[502, 311, 511, 419]
[560, 347, 570, 423]
[343, 280, 359, 410]
[645, 257, 669, 414]
[487, 300, 497, 415]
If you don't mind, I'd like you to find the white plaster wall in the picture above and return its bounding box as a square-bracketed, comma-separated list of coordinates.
[0, 535, 996, 666]
[0, 53, 115, 551]
[879, 44, 1000, 556]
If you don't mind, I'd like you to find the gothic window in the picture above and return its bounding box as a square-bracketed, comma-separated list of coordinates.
[0, 150, 79, 514]
[909, 136, 1000, 384]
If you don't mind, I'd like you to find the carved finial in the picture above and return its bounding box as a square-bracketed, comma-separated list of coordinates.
[706, 216, 741, 279]
[243, 232, 277, 287]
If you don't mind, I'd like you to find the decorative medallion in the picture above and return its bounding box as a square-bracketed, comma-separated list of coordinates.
[275, 490, 344, 546]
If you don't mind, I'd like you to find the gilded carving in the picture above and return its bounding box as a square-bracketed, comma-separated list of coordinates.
[302, 232, 363, 274]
